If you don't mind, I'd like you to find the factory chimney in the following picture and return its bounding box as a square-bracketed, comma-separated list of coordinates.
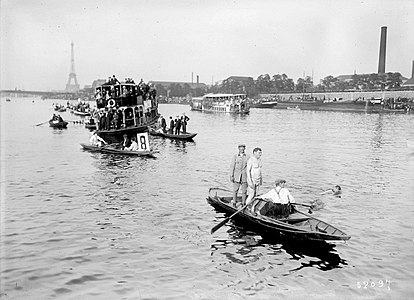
[412, 61, 414, 78]
[378, 26, 387, 74]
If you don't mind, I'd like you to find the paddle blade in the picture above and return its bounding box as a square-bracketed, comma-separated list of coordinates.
[210, 203, 249, 234]
[210, 217, 230, 234]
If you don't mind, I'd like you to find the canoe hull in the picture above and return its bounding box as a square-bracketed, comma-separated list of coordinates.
[207, 188, 350, 242]
[80, 143, 155, 158]
[149, 128, 197, 141]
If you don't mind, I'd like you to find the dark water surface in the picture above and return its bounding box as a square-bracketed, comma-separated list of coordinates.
[1, 97, 413, 299]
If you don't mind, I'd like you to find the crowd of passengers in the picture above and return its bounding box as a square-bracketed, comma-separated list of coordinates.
[95, 75, 156, 109]
[87, 75, 158, 130]
[67, 101, 91, 113]
[157, 114, 190, 134]
[382, 97, 413, 111]
[90, 106, 156, 131]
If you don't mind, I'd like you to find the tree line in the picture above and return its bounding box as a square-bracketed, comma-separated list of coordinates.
[155, 72, 406, 98]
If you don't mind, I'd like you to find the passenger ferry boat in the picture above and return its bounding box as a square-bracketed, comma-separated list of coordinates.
[94, 77, 159, 143]
[190, 93, 249, 114]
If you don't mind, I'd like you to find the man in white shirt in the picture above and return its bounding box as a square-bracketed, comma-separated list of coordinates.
[254, 179, 295, 217]
[126, 137, 139, 151]
[259, 179, 295, 204]
[89, 131, 107, 147]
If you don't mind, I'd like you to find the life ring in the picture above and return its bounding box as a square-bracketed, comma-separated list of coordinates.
[108, 99, 116, 107]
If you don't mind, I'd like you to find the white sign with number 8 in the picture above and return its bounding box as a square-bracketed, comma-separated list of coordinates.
[136, 132, 150, 151]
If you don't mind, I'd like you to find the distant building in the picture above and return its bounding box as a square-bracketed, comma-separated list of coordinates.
[149, 81, 207, 89]
[402, 61, 414, 87]
[224, 76, 254, 83]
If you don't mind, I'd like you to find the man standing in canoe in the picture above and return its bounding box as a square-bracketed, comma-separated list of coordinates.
[246, 147, 263, 205]
[229, 144, 249, 207]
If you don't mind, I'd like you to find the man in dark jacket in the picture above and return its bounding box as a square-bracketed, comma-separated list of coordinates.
[229, 144, 249, 207]
[181, 113, 190, 133]
[161, 116, 167, 132]
[121, 134, 131, 149]
[175, 116, 182, 135]
[168, 116, 174, 134]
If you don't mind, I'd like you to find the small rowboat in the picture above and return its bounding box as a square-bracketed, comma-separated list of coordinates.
[71, 110, 90, 116]
[80, 143, 156, 158]
[207, 188, 350, 242]
[49, 120, 68, 128]
[149, 127, 197, 141]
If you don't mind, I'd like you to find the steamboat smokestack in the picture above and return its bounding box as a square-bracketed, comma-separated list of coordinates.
[378, 26, 387, 74]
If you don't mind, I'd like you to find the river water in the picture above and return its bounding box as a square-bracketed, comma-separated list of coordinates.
[1, 97, 413, 300]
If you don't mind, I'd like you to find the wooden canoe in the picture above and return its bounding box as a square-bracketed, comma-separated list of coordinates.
[149, 128, 197, 141]
[80, 143, 156, 158]
[207, 187, 350, 242]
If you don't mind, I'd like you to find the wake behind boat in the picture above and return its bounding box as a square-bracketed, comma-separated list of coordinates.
[207, 188, 350, 242]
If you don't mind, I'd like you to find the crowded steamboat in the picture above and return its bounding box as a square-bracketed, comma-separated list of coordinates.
[190, 93, 249, 114]
[93, 76, 159, 143]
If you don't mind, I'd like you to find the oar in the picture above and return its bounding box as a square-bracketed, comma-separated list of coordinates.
[211, 202, 249, 234]
[294, 203, 314, 208]
[293, 203, 314, 214]
[35, 120, 50, 126]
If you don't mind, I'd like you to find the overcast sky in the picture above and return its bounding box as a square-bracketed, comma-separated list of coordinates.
[1, 0, 413, 91]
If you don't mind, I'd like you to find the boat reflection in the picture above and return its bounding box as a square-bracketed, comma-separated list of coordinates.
[211, 224, 347, 271]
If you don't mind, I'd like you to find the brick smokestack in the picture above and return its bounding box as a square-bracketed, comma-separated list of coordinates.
[378, 26, 387, 74]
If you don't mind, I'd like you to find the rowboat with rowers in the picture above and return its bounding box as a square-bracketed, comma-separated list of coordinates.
[207, 188, 350, 242]
[49, 120, 68, 129]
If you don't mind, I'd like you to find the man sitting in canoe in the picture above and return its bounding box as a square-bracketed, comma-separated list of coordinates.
[126, 137, 139, 151]
[252, 179, 296, 218]
[121, 134, 131, 149]
[89, 131, 107, 147]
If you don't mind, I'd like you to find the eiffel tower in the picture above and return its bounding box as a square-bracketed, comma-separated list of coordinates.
[65, 41, 80, 92]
